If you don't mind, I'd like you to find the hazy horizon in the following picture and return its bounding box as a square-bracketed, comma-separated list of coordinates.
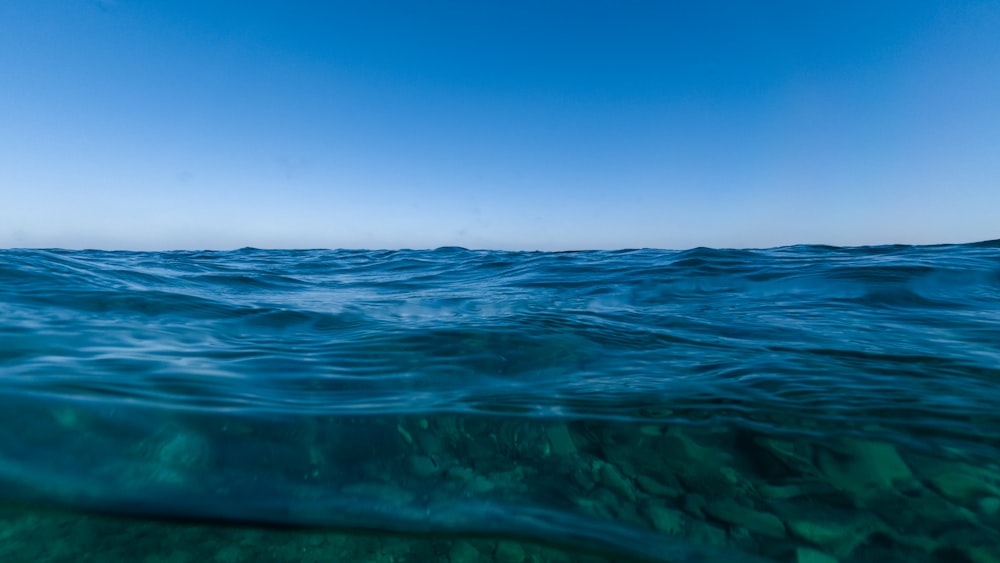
[6, 238, 1000, 254]
[3, 2, 999, 251]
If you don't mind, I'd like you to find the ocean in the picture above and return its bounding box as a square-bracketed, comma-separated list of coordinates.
[1, 243, 999, 562]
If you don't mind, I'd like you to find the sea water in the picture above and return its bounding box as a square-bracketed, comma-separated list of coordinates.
[1, 244, 999, 562]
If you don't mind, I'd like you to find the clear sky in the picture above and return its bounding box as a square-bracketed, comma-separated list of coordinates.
[2, 1, 998, 250]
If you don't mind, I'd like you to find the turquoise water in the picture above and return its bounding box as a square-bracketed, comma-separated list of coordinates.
[1, 243, 999, 562]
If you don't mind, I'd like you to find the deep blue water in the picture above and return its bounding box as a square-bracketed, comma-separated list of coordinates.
[2, 244, 999, 562]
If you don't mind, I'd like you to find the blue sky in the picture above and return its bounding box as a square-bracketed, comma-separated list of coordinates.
[2, 1, 998, 250]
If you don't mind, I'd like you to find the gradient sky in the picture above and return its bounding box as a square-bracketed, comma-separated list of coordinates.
[2, 1, 998, 250]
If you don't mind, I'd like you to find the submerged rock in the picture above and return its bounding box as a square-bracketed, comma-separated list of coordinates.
[754, 437, 821, 480]
[138, 427, 213, 470]
[494, 540, 525, 563]
[959, 543, 1000, 563]
[757, 480, 835, 500]
[409, 455, 442, 477]
[703, 498, 786, 539]
[816, 439, 912, 501]
[775, 502, 888, 558]
[686, 519, 728, 548]
[545, 424, 578, 456]
[978, 496, 1000, 517]
[116, 425, 214, 488]
[635, 475, 682, 498]
[920, 459, 1000, 506]
[599, 462, 636, 502]
[448, 540, 479, 563]
[794, 547, 839, 563]
[658, 428, 755, 499]
[642, 504, 686, 535]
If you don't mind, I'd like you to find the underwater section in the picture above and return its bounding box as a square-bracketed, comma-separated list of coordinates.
[0, 506, 626, 563]
[2, 394, 999, 562]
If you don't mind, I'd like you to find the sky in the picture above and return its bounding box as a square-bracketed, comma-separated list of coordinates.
[1, 1, 998, 251]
